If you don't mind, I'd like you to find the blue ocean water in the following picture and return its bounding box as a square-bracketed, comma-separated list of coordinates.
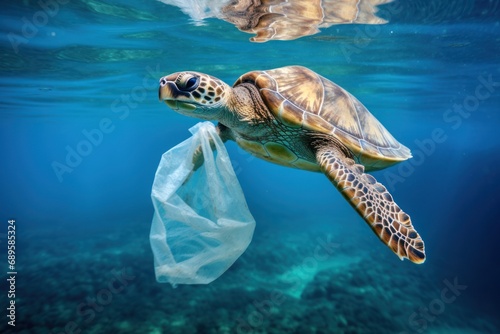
[1, 0, 500, 333]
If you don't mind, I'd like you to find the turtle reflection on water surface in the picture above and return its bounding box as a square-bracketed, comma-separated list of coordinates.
[159, 65, 426, 264]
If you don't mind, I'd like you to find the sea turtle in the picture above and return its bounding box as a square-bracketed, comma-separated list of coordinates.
[158, 65, 425, 264]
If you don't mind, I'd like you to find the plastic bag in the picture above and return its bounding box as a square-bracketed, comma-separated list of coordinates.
[150, 121, 256, 285]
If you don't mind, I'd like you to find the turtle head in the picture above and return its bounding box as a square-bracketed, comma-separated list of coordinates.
[159, 71, 231, 120]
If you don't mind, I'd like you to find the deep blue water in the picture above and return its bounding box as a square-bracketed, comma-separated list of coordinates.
[1, 0, 500, 333]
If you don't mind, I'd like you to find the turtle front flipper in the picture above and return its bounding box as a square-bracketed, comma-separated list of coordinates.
[190, 123, 231, 172]
[316, 146, 426, 264]
[183, 123, 230, 185]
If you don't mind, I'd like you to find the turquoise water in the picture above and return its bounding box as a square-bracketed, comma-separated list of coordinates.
[1, 0, 500, 333]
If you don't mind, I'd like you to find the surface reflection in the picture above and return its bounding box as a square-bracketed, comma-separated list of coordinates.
[160, 0, 393, 42]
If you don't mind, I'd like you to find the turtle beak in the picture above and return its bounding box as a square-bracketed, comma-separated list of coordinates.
[158, 76, 176, 102]
[158, 76, 197, 112]
[163, 99, 197, 112]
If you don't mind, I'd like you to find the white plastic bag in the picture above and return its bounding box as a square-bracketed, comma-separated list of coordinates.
[150, 121, 256, 285]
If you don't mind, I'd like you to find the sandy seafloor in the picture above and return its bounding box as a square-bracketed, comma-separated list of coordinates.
[10, 219, 499, 334]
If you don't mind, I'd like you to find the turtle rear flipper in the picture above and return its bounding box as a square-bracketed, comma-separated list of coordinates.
[316, 147, 426, 264]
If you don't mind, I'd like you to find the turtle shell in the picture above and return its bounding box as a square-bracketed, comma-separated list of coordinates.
[233, 66, 411, 169]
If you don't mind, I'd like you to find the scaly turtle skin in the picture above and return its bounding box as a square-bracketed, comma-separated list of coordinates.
[159, 66, 425, 264]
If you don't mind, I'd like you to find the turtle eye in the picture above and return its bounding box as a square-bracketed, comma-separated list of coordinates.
[178, 75, 199, 92]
